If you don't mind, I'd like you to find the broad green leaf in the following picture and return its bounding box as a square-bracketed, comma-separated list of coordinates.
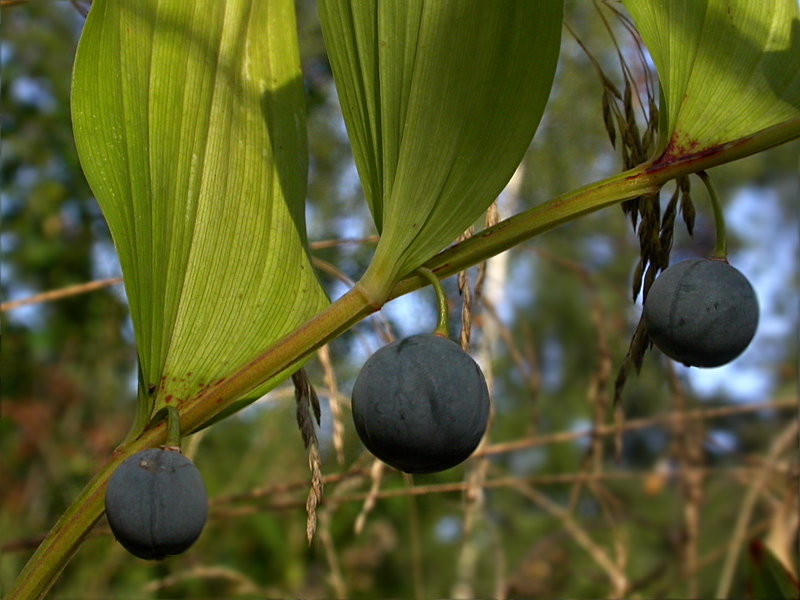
[72, 0, 327, 429]
[318, 0, 563, 301]
[747, 539, 800, 599]
[624, 0, 800, 161]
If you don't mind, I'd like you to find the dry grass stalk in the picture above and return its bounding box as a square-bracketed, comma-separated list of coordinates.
[479, 398, 797, 457]
[665, 364, 705, 598]
[317, 344, 345, 466]
[456, 225, 475, 349]
[403, 473, 426, 600]
[354, 459, 384, 535]
[532, 249, 614, 512]
[144, 565, 262, 596]
[715, 420, 799, 598]
[317, 465, 374, 598]
[512, 480, 628, 596]
[481, 297, 539, 412]
[317, 509, 348, 599]
[292, 369, 323, 544]
[452, 453, 491, 600]
[306, 443, 323, 545]
[310, 256, 394, 348]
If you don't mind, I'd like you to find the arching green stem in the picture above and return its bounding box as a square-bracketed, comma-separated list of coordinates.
[10, 115, 800, 599]
[416, 267, 449, 338]
[164, 405, 182, 450]
[696, 171, 727, 260]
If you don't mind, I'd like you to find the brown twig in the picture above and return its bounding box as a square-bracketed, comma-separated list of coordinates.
[354, 459, 384, 535]
[4, 465, 790, 555]
[144, 565, 262, 596]
[486, 516, 508, 600]
[69, 0, 89, 18]
[646, 520, 773, 598]
[1, 277, 123, 312]
[308, 235, 379, 250]
[317, 513, 347, 599]
[452, 214, 495, 599]
[404, 473, 426, 600]
[512, 480, 628, 595]
[452, 450, 490, 599]
[533, 249, 614, 513]
[0, 237, 377, 313]
[457, 226, 474, 350]
[310, 255, 395, 347]
[481, 297, 538, 409]
[317, 344, 345, 466]
[477, 398, 797, 457]
[715, 420, 799, 598]
[317, 475, 366, 600]
[209, 468, 367, 506]
[206, 466, 790, 518]
[666, 363, 704, 598]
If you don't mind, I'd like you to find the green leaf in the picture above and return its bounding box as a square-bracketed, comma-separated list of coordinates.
[318, 0, 563, 302]
[72, 0, 328, 430]
[747, 539, 800, 599]
[624, 0, 800, 161]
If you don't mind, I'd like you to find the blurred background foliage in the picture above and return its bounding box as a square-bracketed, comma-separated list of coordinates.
[1, 1, 798, 598]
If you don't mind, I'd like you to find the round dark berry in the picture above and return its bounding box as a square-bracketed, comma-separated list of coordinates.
[105, 447, 207, 560]
[351, 334, 490, 474]
[643, 258, 759, 368]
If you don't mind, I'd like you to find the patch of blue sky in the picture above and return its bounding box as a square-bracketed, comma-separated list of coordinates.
[540, 336, 564, 392]
[336, 209, 370, 240]
[504, 255, 537, 322]
[568, 417, 592, 452]
[381, 287, 437, 340]
[324, 83, 350, 140]
[705, 429, 738, 455]
[435, 516, 463, 544]
[91, 239, 127, 298]
[10, 165, 40, 192]
[580, 233, 616, 268]
[3, 283, 47, 330]
[1, 41, 13, 67]
[589, 152, 618, 183]
[304, 202, 319, 235]
[1, 231, 18, 254]
[58, 199, 84, 233]
[11, 76, 56, 113]
[509, 447, 546, 476]
[337, 159, 365, 205]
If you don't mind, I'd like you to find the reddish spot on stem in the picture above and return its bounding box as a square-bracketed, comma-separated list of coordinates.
[661, 131, 702, 160]
[749, 539, 764, 564]
[646, 132, 733, 172]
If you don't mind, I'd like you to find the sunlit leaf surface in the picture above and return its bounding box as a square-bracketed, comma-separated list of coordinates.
[72, 0, 327, 424]
[624, 0, 800, 160]
[319, 0, 563, 299]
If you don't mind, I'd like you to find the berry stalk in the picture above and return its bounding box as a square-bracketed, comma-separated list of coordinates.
[416, 267, 450, 338]
[697, 171, 727, 260]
